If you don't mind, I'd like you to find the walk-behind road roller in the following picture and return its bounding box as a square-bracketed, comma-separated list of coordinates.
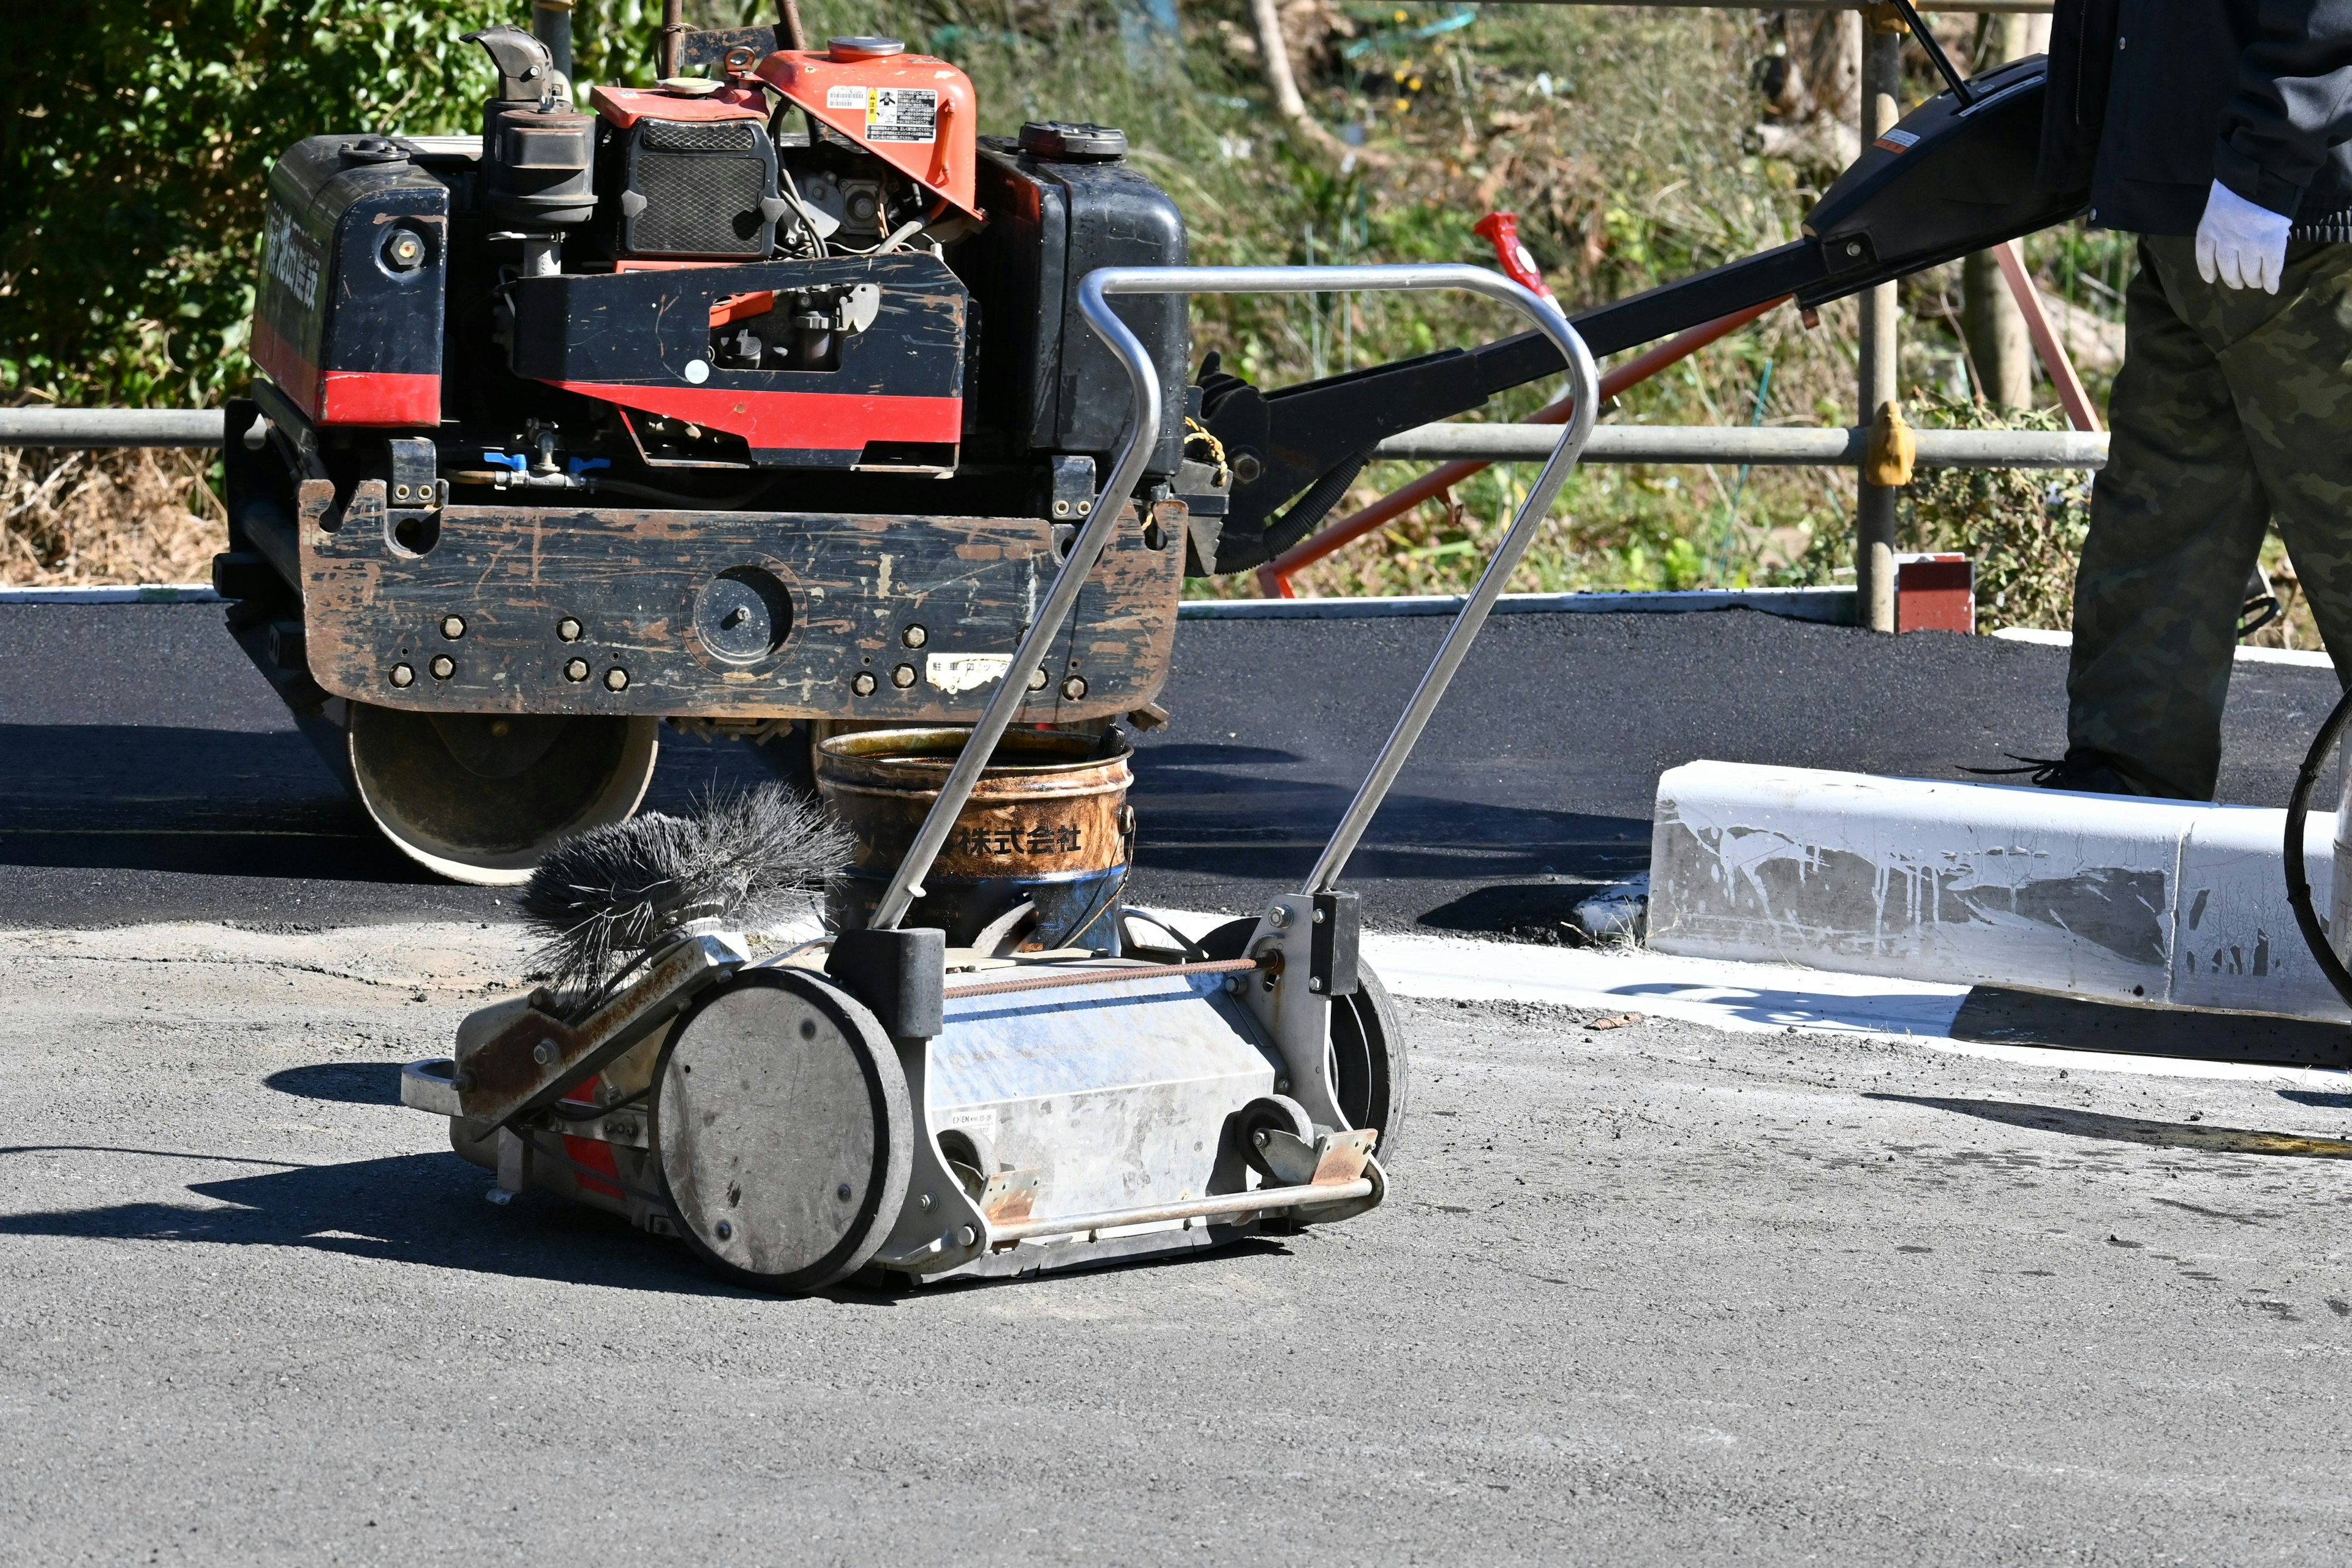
[218, 1, 2084, 884]
[396, 263, 1598, 1290]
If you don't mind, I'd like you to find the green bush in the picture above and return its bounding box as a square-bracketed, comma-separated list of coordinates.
[0, 0, 665, 409]
[1899, 394, 2092, 631]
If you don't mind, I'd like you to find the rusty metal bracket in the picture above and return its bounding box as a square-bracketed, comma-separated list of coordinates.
[455, 932, 747, 1127]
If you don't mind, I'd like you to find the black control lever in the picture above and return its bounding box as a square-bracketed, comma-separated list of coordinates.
[1197, 55, 2074, 575]
[1880, 0, 1976, 108]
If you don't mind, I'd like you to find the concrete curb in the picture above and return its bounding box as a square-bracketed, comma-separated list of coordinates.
[1990, 625, 2334, 669]
[1647, 760, 2348, 1023]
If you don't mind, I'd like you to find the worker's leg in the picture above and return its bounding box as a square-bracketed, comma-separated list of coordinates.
[2065, 236, 2270, 800]
[2208, 241, 2352, 677]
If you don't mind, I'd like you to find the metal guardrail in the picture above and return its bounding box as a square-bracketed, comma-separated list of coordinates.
[1, 407, 2109, 472]
[1379, 423, 2108, 470]
[0, 408, 227, 447]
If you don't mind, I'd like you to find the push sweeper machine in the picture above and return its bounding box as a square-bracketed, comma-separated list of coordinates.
[397, 263, 1595, 1290]
[211, 4, 2106, 1287]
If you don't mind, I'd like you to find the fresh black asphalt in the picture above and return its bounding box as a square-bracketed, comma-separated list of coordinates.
[0, 602, 2336, 932]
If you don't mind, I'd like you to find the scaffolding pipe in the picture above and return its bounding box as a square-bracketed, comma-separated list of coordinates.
[1854, 9, 1905, 633]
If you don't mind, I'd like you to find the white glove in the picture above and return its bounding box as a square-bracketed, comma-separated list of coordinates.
[2195, 178, 2291, 293]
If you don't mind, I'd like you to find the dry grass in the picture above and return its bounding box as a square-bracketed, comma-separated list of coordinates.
[0, 445, 226, 586]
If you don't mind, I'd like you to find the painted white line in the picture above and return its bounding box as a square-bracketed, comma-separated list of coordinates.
[0, 583, 219, 604]
[1992, 624, 2333, 669]
[1137, 907, 2352, 1090]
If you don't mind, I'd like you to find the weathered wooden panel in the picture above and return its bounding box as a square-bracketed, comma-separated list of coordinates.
[298, 481, 1185, 721]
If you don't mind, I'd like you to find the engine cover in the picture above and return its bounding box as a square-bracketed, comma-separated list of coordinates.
[508, 252, 966, 468]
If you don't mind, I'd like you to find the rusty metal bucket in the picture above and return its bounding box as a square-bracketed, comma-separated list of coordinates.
[816, 727, 1134, 952]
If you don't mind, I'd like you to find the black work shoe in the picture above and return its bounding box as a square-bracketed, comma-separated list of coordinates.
[1965, 748, 2147, 797]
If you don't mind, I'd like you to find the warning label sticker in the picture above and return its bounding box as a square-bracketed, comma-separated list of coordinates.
[867, 87, 939, 143]
[825, 84, 868, 120]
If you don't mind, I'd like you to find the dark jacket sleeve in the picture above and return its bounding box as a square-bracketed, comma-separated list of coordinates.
[2038, 0, 2119, 192]
[2215, 0, 2352, 214]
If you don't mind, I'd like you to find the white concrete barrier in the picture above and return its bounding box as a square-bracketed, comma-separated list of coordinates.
[1647, 761, 2347, 1022]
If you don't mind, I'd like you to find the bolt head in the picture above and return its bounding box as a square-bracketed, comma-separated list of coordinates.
[603, 666, 628, 692]
[836, 1182, 854, 1202]
[564, 658, 590, 682]
[388, 663, 415, 688]
[440, 615, 466, 639]
[715, 1219, 733, 1240]
[957, 1226, 978, 1247]
[1027, 667, 1049, 691]
[532, 1039, 557, 1066]
[557, 617, 582, 642]
[1312, 907, 1326, 924]
[1061, 675, 1087, 700]
[853, 671, 878, 696]
[891, 662, 917, 688]
[429, 655, 455, 680]
[1274, 1078, 1290, 1093]
[1308, 977, 1324, 993]
[1254, 1129, 1270, 1148]
[383, 230, 426, 271]
[902, 624, 929, 649]
[918, 1191, 935, 1210]
[1267, 905, 1290, 929]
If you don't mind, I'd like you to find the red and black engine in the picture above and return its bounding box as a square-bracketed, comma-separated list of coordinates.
[220, 19, 1210, 880]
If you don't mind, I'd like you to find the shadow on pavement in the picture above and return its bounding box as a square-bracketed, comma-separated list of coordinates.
[0, 1147, 741, 1295]
[1866, 1094, 2352, 1159]
[1951, 986, 2352, 1070]
[0, 1142, 1303, 1300]
[264, 1063, 406, 1105]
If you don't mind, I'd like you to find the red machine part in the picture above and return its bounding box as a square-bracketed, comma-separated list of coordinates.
[587, 82, 769, 129]
[1472, 212, 1553, 301]
[251, 317, 439, 426]
[753, 46, 982, 219]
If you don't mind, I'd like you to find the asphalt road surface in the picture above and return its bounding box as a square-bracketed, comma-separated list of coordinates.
[6, 922, 2352, 1562]
[0, 603, 2337, 932]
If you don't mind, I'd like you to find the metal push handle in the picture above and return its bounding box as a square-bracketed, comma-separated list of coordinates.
[867, 264, 1599, 930]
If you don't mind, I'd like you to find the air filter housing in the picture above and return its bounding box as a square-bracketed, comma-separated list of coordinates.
[589, 85, 783, 260]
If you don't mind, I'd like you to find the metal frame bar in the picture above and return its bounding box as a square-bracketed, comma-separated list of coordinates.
[865, 264, 1596, 930]
[986, 1177, 1378, 1244]
[1377, 423, 2108, 468]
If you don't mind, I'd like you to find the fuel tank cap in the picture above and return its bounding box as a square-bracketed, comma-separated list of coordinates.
[341, 135, 411, 165]
[827, 36, 905, 60]
[1018, 121, 1128, 163]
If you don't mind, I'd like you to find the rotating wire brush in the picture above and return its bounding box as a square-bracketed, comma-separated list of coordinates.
[520, 783, 851, 1010]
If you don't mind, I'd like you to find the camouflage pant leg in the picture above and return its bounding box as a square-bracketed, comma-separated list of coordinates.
[2067, 237, 2271, 800]
[2067, 235, 2352, 799]
[2194, 241, 2352, 679]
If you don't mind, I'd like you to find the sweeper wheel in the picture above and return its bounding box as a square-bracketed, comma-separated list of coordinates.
[652, 968, 913, 1295]
[1199, 918, 1410, 1161]
[345, 704, 660, 886]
